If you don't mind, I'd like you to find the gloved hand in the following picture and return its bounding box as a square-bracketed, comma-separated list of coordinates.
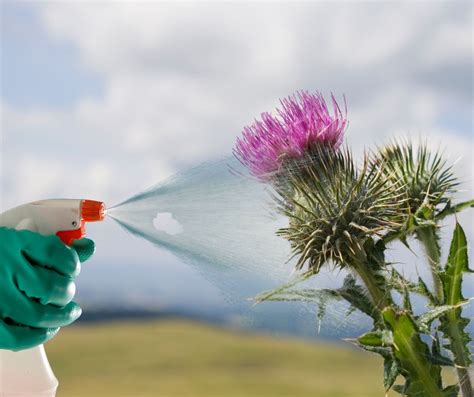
[0, 227, 95, 351]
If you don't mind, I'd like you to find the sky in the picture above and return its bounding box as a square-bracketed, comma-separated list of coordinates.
[1, 1, 473, 333]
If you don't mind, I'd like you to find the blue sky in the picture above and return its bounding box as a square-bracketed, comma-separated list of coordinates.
[1, 2, 473, 335]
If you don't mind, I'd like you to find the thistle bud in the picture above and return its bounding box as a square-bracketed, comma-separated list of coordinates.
[373, 141, 457, 221]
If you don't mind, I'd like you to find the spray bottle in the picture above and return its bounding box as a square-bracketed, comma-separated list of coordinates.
[0, 199, 105, 397]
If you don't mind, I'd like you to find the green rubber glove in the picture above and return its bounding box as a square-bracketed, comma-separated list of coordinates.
[0, 227, 95, 351]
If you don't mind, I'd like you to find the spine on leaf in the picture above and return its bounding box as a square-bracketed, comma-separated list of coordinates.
[439, 222, 473, 397]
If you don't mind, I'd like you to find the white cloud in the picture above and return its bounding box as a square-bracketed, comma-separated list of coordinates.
[12, 156, 64, 202]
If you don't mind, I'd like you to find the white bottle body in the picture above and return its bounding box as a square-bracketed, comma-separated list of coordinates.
[0, 347, 58, 397]
[0, 200, 82, 397]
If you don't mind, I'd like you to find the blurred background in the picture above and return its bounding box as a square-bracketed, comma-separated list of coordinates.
[1, 1, 473, 396]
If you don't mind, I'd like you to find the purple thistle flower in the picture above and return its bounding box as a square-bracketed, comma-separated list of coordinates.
[234, 91, 347, 179]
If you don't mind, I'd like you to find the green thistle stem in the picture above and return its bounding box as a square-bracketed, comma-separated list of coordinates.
[351, 259, 392, 314]
[416, 226, 444, 302]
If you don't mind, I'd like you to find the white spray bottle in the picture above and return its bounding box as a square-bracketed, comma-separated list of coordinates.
[0, 199, 105, 397]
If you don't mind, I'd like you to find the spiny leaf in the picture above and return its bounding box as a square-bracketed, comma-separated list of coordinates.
[436, 199, 474, 221]
[335, 275, 379, 320]
[417, 276, 437, 305]
[387, 270, 436, 304]
[402, 286, 412, 311]
[425, 332, 454, 369]
[384, 356, 402, 391]
[256, 274, 381, 329]
[417, 303, 468, 334]
[432, 332, 442, 357]
[427, 354, 455, 367]
[439, 221, 473, 391]
[383, 308, 444, 397]
[254, 287, 335, 303]
[349, 342, 392, 358]
[358, 329, 393, 347]
[441, 222, 472, 306]
[349, 336, 405, 391]
[253, 272, 313, 303]
[442, 385, 460, 397]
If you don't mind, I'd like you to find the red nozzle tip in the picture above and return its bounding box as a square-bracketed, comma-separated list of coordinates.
[81, 200, 105, 222]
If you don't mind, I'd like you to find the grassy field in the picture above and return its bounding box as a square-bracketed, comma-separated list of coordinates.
[46, 319, 455, 397]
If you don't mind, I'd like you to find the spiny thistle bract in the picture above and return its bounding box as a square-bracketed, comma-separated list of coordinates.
[373, 140, 457, 219]
[234, 91, 347, 180]
[275, 148, 403, 273]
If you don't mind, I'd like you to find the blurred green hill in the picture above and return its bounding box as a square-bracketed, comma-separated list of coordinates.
[46, 319, 451, 397]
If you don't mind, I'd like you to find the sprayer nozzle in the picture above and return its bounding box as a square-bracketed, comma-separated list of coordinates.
[81, 200, 106, 222]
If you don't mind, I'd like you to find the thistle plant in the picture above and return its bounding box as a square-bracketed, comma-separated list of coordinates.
[235, 91, 473, 397]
